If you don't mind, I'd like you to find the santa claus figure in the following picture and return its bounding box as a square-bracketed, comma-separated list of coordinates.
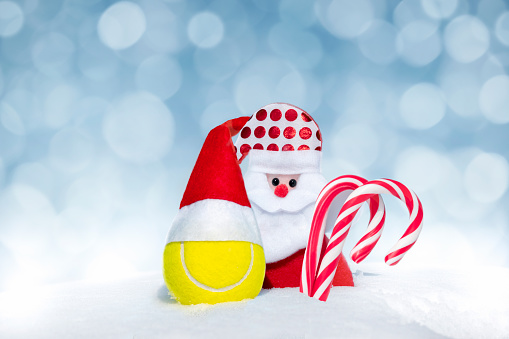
[234, 103, 353, 288]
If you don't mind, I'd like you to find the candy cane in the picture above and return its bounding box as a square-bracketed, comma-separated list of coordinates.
[300, 175, 386, 296]
[312, 179, 423, 301]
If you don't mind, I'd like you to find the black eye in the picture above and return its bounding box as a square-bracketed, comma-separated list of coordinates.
[289, 179, 297, 188]
[272, 178, 280, 186]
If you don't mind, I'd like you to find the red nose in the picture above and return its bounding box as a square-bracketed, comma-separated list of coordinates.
[274, 184, 289, 198]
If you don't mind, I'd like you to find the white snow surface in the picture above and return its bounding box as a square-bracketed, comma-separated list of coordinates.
[1, 264, 508, 338]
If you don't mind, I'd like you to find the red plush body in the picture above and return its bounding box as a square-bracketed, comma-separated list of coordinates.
[263, 237, 354, 289]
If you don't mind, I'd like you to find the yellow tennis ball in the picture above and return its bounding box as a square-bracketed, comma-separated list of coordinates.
[163, 240, 265, 305]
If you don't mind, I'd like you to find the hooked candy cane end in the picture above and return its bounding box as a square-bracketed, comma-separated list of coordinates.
[351, 252, 366, 264]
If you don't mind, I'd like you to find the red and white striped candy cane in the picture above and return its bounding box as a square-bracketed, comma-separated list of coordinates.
[312, 179, 424, 301]
[300, 175, 386, 296]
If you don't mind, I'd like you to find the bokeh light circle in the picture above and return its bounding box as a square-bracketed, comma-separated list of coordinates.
[395, 146, 444, 192]
[0, 102, 25, 136]
[444, 15, 490, 63]
[441, 69, 481, 118]
[49, 127, 95, 173]
[479, 75, 509, 124]
[393, 0, 430, 29]
[135, 55, 182, 100]
[98, 1, 146, 50]
[420, 0, 458, 19]
[44, 85, 80, 129]
[0, 1, 24, 37]
[331, 123, 380, 170]
[396, 20, 441, 66]
[464, 153, 509, 203]
[268, 23, 323, 69]
[279, 0, 315, 27]
[187, 12, 224, 49]
[143, 4, 181, 53]
[357, 20, 398, 65]
[103, 92, 174, 163]
[495, 12, 509, 46]
[32, 32, 75, 76]
[234, 57, 307, 115]
[321, 0, 374, 39]
[399, 83, 446, 129]
[194, 41, 241, 82]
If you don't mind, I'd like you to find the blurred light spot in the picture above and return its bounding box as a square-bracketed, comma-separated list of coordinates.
[357, 20, 398, 65]
[395, 146, 443, 192]
[135, 55, 182, 100]
[420, 0, 458, 19]
[441, 69, 481, 117]
[316, 0, 374, 39]
[103, 92, 174, 163]
[86, 252, 137, 282]
[98, 1, 146, 50]
[481, 55, 505, 81]
[444, 15, 489, 63]
[464, 153, 509, 203]
[78, 37, 119, 81]
[200, 99, 238, 136]
[0, 158, 4, 187]
[0, 126, 25, 163]
[234, 57, 307, 114]
[477, 0, 506, 26]
[331, 123, 379, 170]
[399, 83, 445, 129]
[235, 76, 273, 114]
[32, 32, 75, 76]
[279, 0, 316, 27]
[0, 67, 3, 95]
[396, 20, 441, 66]
[495, 12, 509, 46]
[2, 89, 36, 131]
[0, 1, 24, 37]
[194, 41, 241, 82]
[44, 85, 80, 129]
[49, 127, 95, 173]
[12, 162, 54, 197]
[143, 4, 182, 53]
[479, 75, 509, 124]
[433, 155, 488, 221]
[235, 72, 306, 115]
[276, 71, 307, 103]
[188, 12, 224, 49]
[268, 23, 323, 69]
[0, 102, 25, 135]
[393, 0, 430, 29]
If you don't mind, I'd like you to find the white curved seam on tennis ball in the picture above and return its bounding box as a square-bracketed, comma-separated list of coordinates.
[180, 242, 254, 292]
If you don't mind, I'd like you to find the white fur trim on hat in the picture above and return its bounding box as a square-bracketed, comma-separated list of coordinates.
[248, 149, 322, 174]
[166, 199, 263, 246]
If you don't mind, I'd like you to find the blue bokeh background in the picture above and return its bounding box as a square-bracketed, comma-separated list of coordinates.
[0, 0, 508, 289]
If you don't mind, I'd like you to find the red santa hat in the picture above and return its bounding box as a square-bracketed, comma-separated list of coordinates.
[234, 103, 323, 174]
[166, 117, 262, 246]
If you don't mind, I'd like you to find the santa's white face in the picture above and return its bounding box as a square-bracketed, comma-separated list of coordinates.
[265, 174, 300, 198]
[244, 170, 327, 263]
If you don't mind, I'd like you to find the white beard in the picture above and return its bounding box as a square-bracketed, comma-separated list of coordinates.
[244, 171, 327, 263]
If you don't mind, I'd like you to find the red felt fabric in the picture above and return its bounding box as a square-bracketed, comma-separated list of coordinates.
[180, 118, 251, 209]
[263, 237, 354, 289]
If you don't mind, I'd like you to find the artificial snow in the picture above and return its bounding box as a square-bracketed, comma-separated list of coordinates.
[1, 264, 508, 338]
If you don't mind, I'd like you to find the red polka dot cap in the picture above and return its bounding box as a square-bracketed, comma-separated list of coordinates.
[234, 103, 323, 174]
